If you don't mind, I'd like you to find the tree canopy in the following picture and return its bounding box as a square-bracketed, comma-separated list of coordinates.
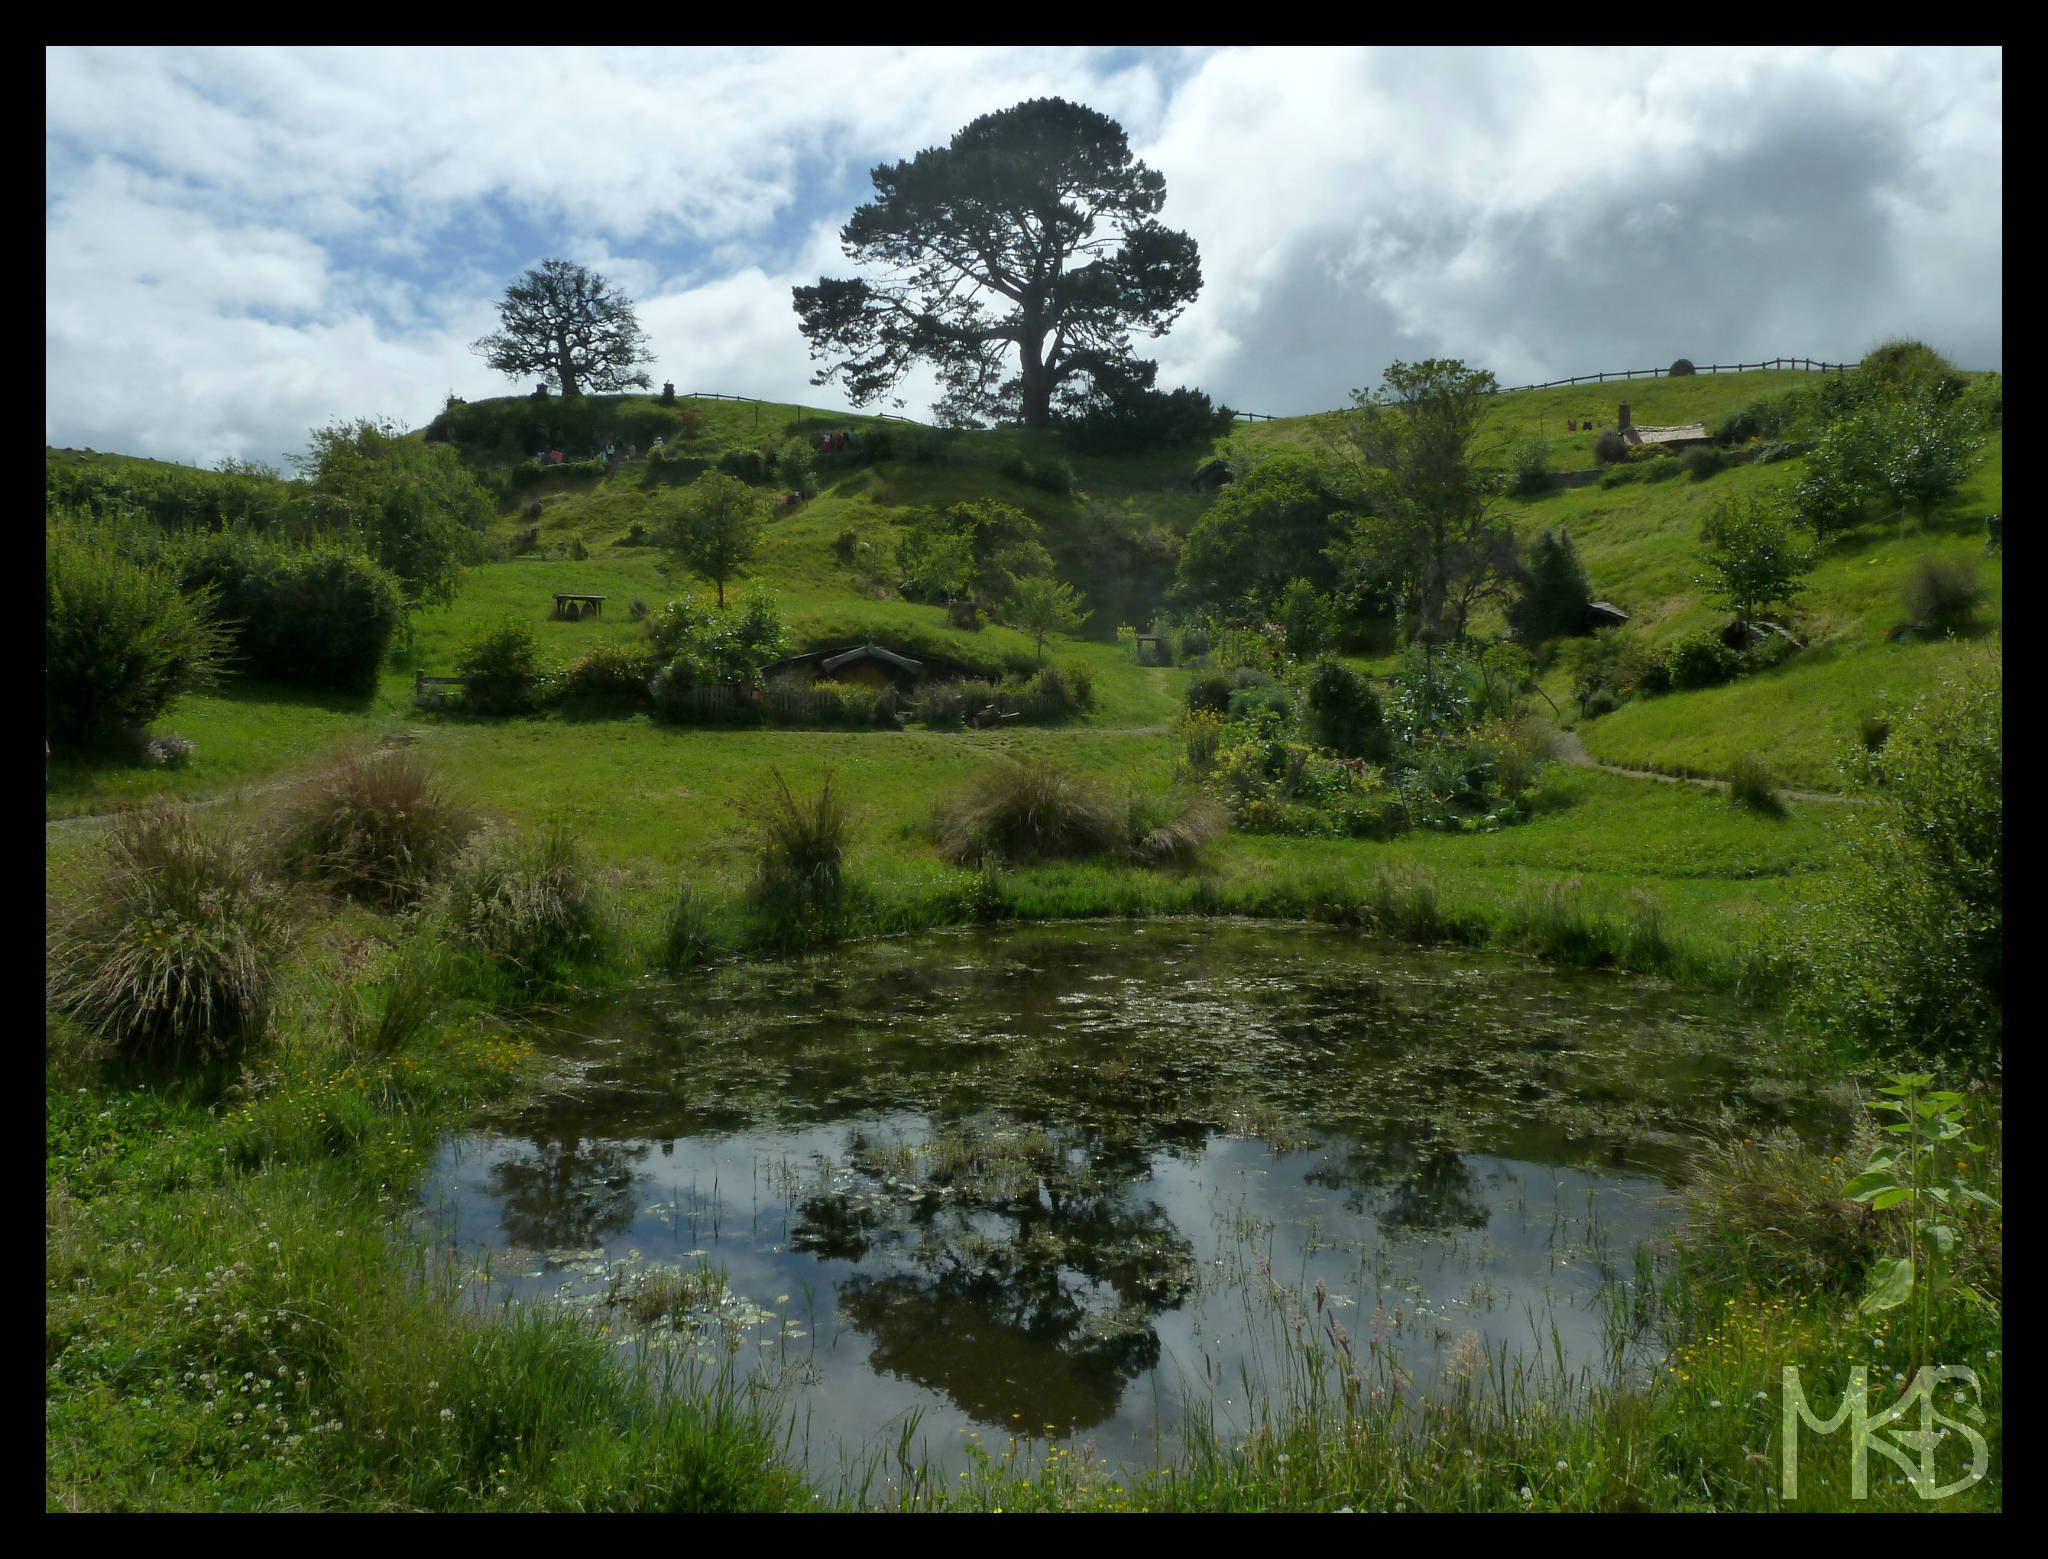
[1327, 358, 1517, 649]
[793, 98, 1202, 431]
[472, 259, 656, 399]
[662, 473, 766, 608]
[288, 418, 493, 607]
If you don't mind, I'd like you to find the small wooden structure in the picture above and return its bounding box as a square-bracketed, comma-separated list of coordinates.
[1133, 633, 1169, 665]
[553, 593, 606, 620]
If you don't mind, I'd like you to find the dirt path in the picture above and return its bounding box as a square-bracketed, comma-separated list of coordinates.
[1548, 725, 1863, 805]
[46, 741, 417, 836]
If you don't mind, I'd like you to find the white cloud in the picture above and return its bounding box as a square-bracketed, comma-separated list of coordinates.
[46, 45, 2000, 463]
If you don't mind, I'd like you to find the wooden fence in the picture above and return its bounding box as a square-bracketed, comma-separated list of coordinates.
[1491, 357, 1850, 394]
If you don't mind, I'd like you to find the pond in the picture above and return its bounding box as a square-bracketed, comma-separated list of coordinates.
[419, 921, 1847, 1483]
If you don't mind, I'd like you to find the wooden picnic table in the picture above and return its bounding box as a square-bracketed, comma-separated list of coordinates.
[553, 593, 607, 619]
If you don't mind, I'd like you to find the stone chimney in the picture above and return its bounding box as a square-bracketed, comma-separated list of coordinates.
[1618, 401, 1632, 430]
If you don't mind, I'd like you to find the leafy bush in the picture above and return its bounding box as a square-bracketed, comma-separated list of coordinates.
[1301, 659, 1389, 760]
[172, 532, 405, 693]
[1177, 706, 1225, 775]
[1903, 557, 1987, 631]
[644, 595, 787, 691]
[1593, 428, 1629, 463]
[1682, 446, 1727, 480]
[715, 446, 769, 484]
[1726, 751, 1786, 816]
[274, 748, 481, 908]
[46, 521, 230, 749]
[777, 439, 818, 497]
[1665, 631, 1743, 690]
[1007, 661, 1093, 722]
[1186, 672, 1231, 717]
[47, 802, 285, 1065]
[1274, 577, 1338, 658]
[1507, 437, 1554, 496]
[997, 452, 1074, 496]
[562, 642, 656, 700]
[1061, 361, 1234, 453]
[1582, 687, 1619, 717]
[453, 615, 547, 714]
[739, 769, 851, 945]
[1796, 656, 2001, 1066]
[911, 679, 991, 730]
[437, 818, 605, 985]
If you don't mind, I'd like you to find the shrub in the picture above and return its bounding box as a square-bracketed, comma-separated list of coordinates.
[1681, 445, 1727, 480]
[1473, 713, 1550, 796]
[1592, 428, 1629, 463]
[1903, 557, 1987, 632]
[936, 759, 1121, 866]
[1302, 659, 1390, 761]
[274, 748, 481, 908]
[1679, 1128, 1883, 1292]
[777, 439, 818, 497]
[562, 642, 656, 700]
[1726, 751, 1786, 817]
[1507, 437, 1553, 496]
[45, 522, 231, 749]
[1508, 528, 1593, 647]
[47, 802, 285, 1066]
[145, 732, 195, 769]
[171, 533, 404, 693]
[1186, 672, 1232, 717]
[1797, 656, 2001, 1066]
[1665, 631, 1743, 690]
[1177, 706, 1225, 774]
[1008, 661, 1091, 722]
[715, 446, 769, 484]
[1582, 686, 1618, 718]
[454, 615, 545, 714]
[437, 818, 604, 984]
[998, 452, 1074, 496]
[1668, 358, 1695, 376]
[911, 679, 987, 730]
[739, 769, 851, 944]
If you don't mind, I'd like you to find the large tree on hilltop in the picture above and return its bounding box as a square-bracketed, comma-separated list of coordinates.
[472, 259, 656, 399]
[793, 98, 1202, 431]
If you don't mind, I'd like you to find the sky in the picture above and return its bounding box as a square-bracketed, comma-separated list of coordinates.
[46, 45, 2002, 470]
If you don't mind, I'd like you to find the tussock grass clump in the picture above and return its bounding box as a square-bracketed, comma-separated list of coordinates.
[1902, 556, 1987, 632]
[739, 768, 852, 946]
[275, 748, 481, 909]
[1129, 793, 1228, 867]
[658, 882, 716, 970]
[47, 802, 287, 1066]
[936, 759, 1123, 866]
[436, 817, 605, 984]
[1678, 1125, 1885, 1292]
[1726, 751, 1786, 816]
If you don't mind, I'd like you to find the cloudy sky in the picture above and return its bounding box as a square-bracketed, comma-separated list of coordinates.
[47, 45, 2001, 469]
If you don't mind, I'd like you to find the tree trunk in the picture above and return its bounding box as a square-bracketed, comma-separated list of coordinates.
[1018, 329, 1052, 430]
[556, 337, 580, 399]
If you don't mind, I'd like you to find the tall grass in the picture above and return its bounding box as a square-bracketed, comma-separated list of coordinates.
[739, 768, 852, 948]
[436, 817, 607, 987]
[47, 801, 287, 1066]
[274, 747, 481, 908]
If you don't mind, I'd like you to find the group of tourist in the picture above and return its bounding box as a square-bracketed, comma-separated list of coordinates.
[818, 429, 855, 454]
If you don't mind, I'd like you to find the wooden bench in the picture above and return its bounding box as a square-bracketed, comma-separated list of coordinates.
[553, 593, 606, 620]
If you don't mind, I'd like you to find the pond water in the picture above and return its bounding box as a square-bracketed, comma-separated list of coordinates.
[419, 921, 1846, 1482]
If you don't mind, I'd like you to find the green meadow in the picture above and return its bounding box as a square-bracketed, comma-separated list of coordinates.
[46, 364, 2002, 1510]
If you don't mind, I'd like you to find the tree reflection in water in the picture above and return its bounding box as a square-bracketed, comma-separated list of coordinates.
[790, 1117, 1195, 1434]
[485, 1136, 650, 1250]
[1305, 1131, 1492, 1234]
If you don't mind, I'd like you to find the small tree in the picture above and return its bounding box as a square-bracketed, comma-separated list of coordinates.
[46, 522, 231, 750]
[663, 472, 766, 608]
[1694, 496, 1816, 626]
[1508, 528, 1592, 646]
[472, 259, 655, 399]
[1007, 573, 1090, 662]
